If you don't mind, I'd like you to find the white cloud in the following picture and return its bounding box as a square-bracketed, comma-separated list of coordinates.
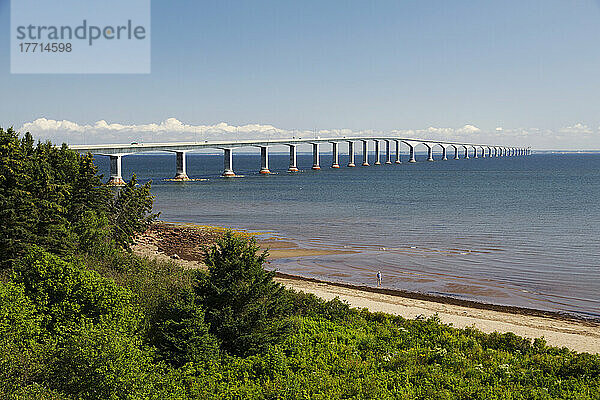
[558, 123, 593, 135]
[17, 118, 600, 150]
[20, 118, 295, 144]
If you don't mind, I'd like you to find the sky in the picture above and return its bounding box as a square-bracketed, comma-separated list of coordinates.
[1, 0, 600, 150]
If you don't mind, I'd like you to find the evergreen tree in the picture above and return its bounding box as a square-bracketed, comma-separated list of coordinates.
[0, 126, 156, 268]
[195, 231, 291, 356]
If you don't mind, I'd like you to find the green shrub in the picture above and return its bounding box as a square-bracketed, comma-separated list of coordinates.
[13, 246, 140, 335]
[0, 281, 46, 397]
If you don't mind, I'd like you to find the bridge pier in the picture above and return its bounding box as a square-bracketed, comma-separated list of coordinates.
[259, 146, 271, 174]
[481, 147, 486, 158]
[107, 154, 126, 186]
[173, 151, 190, 181]
[426, 144, 434, 162]
[441, 145, 448, 161]
[287, 145, 299, 172]
[473, 146, 479, 158]
[385, 140, 392, 164]
[374, 140, 381, 165]
[408, 144, 416, 163]
[453, 145, 459, 160]
[331, 142, 340, 168]
[463, 145, 469, 159]
[362, 140, 370, 166]
[395, 140, 401, 163]
[222, 148, 235, 177]
[312, 143, 321, 170]
[347, 141, 355, 167]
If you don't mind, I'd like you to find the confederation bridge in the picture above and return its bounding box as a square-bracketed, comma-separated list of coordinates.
[72, 137, 531, 185]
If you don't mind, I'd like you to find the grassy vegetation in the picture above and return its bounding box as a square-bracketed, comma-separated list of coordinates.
[1, 127, 599, 399]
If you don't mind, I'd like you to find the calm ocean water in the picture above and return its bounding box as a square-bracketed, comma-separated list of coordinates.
[95, 152, 600, 318]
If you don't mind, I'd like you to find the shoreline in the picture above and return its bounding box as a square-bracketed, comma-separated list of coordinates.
[273, 272, 599, 325]
[132, 221, 600, 353]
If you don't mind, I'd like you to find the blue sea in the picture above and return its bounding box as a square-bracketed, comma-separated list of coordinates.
[95, 151, 600, 319]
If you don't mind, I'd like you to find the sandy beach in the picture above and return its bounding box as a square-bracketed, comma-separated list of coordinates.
[133, 222, 600, 354]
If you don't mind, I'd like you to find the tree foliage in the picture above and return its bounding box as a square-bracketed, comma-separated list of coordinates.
[0, 126, 156, 269]
[196, 231, 292, 356]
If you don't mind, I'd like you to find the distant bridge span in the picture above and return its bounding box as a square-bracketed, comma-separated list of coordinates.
[71, 137, 531, 185]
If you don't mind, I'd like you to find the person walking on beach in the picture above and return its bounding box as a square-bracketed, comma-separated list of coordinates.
[376, 270, 382, 287]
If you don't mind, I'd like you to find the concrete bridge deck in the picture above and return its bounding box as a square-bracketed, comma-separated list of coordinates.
[71, 136, 530, 185]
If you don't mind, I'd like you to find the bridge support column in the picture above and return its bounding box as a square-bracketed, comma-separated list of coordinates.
[385, 140, 392, 164]
[427, 145, 434, 162]
[482, 147, 486, 158]
[473, 147, 479, 158]
[453, 146, 459, 160]
[408, 145, 416, 163]
[222, 149, 235, 177]
[362, 140, 369, 166]
[108, 155, 125, 186]
[463, 146, 469, 159]
[331, 142, 340, 168]
[173, 151, 190, 181]
[374, 140, 381, 165]
[441, 146, 448, 161]
[347, 141, 355, 167]
[288, 145, 298, 172]
[312, 143, 321, 170]
[259, 146, 271, 174]
[395, 140, 401, 163]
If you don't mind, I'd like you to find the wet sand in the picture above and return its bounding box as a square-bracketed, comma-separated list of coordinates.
[132, 222, 600, 354]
